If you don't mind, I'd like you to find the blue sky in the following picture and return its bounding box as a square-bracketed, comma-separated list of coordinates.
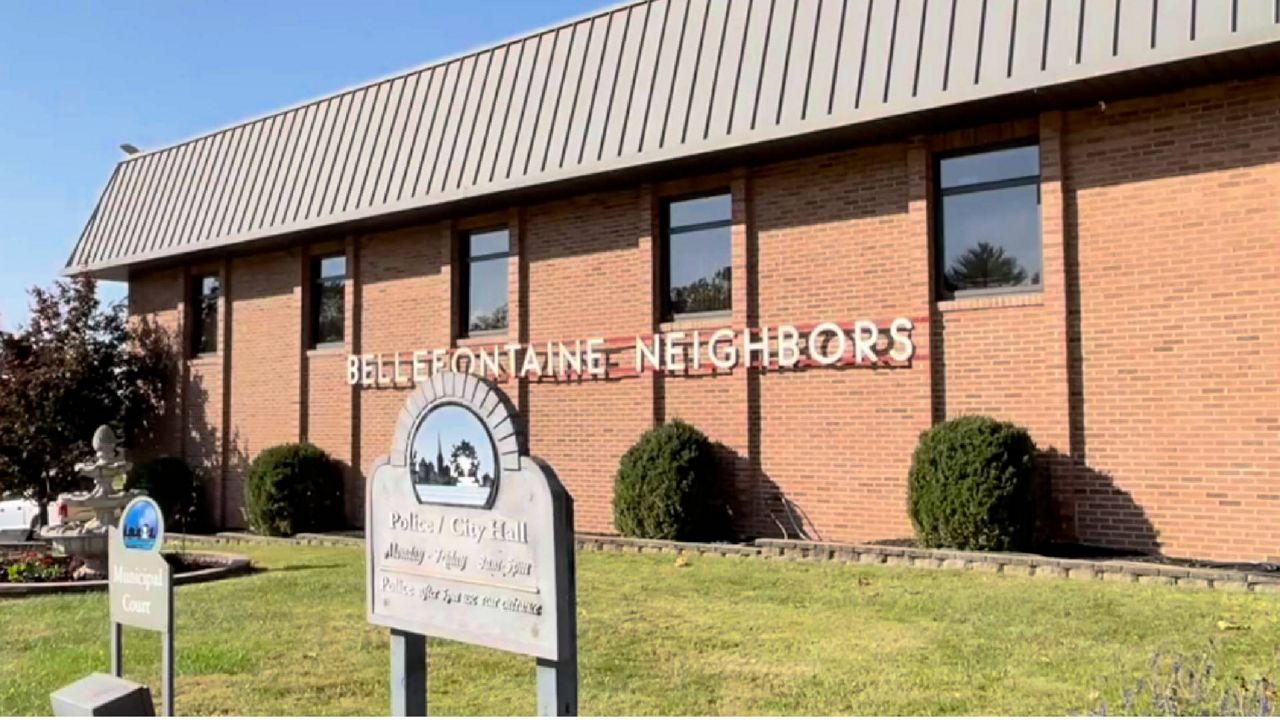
[0, 0, 604, 330]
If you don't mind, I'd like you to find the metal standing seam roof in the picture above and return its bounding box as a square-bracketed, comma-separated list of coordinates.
[68, 0, 1280, 277]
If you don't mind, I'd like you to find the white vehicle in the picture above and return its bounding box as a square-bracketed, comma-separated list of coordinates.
[0, 491, 42, 541]
[0, 491, 81, 541]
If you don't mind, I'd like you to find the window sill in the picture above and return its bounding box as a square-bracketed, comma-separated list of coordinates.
[457, 332, 510, 348]
[307, 345, 347, 357]
[188, 353, 221, 366]
[660, 312, 733, 332]
[935, 291, 1044, 313]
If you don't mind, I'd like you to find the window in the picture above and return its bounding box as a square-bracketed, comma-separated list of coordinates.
[310, 254, 346, 347]
[663, 192, 732, 319]
[936, 144, 1042, 298]
[460, 227, 510, 336]
[191, 274, 220, 356]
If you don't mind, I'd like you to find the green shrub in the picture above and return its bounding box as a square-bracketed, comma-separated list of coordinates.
[245, 443, 343, 537]
[124, 456, 204, 533]
[613, 420, 720, 541]
[907, 416, 1038, 551]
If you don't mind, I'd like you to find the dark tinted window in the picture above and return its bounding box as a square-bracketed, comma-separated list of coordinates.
[462, 228, 509, 335]
[192, 274, 220, 356]
[310, 255, 346, 347]
[664, 193, 731, 318]
[937, 144, 1041, 297]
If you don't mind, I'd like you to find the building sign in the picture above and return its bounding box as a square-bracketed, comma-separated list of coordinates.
[366, 373, 577, 713]
[109, 497, 171, 633]
[106, 495, 176, 715]
[349, 318, 916, 387]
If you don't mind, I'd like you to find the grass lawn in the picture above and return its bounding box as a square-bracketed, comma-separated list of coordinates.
[2, 542, 1278, 716]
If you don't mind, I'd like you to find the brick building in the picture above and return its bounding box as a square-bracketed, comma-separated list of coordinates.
[69, 1, 1280, 561]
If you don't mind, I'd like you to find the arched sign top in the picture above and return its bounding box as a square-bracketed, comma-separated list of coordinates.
[390, 372, 524, 478]
[120, 496, 164, 552]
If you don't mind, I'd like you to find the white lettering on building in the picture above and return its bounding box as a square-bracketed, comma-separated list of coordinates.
[348, 319, 916, 387]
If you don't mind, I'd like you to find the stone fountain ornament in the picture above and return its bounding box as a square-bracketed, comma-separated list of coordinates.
[366, 372, 578, 716]
[38, 425, 138, 576]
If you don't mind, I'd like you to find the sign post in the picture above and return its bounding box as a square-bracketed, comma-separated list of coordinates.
[367, 372, 577, 716]
[108, 496, 174, 716]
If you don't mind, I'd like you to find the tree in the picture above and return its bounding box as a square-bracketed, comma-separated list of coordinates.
[944, 241, 1029, 292]
[470, 303, 508, 333]
[450, 439, 480, 483]
[671, 266, 731, 315]
[0, 277, 172, 520]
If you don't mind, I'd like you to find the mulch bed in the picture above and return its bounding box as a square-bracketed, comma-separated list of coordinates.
[1, 549, 205, 584]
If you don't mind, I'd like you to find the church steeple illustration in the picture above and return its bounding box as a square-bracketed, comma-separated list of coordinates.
[436, 434, 446, 479]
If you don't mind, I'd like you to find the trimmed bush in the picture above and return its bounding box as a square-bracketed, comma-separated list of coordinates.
[124, 456, 204, 533]
[245, 443, 343, 537]
[907, 416, 1038, 551]
[613, 420, 720, 541]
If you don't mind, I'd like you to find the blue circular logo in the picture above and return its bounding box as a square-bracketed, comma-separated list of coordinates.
[121, 498, 163, 552]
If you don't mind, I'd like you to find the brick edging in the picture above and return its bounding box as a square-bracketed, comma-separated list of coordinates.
[165, 532, 1280, 594]
[579, 535, 1280, 594]
[168, 531, 364, 548]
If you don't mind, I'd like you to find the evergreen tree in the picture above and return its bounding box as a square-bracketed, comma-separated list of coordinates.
[944, 242, 1029, 291]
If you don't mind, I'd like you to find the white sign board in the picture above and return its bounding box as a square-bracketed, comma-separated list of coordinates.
[109, 497, 171, 633]
[104, 495, 175, 715]
[366, 372, 575, 662]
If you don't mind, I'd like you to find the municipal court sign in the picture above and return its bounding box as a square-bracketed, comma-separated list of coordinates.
[105, 495, 176, 715]
[366, 371, 577, 714]
[109, 497, 171, 633]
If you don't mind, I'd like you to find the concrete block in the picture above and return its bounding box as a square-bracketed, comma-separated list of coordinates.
[1067, 567, 1099, 581]
[1184, 568, 1237, 583]
[51, 673, 155, 716]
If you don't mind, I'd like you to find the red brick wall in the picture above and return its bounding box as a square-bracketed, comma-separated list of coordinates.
[126, 268, 185, 463]
[356, 224, 452, 524]
[185, 358, 226, 520]
[305, 352, 353, 518]
[752, 143, 931, 541]
[226, 250, 302, 527]
[128, 76, 1280, 562]
[1059, 77, 1280, 559]
[523, 190, 655, 533]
